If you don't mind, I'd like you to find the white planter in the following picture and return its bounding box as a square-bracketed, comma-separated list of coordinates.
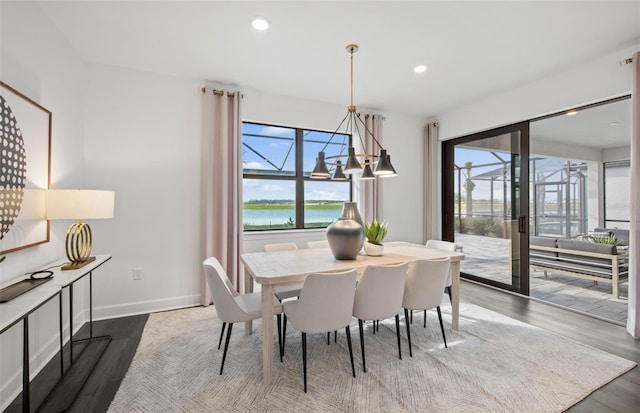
[364, 241, 384, 256]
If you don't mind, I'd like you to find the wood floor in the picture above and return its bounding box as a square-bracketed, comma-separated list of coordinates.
[7, 281, 639, 412]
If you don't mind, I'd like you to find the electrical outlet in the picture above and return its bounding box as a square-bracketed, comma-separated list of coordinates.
[133, 268, 142, 280]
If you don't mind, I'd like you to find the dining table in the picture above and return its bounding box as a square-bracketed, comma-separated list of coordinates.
[240, 240, 465, 385]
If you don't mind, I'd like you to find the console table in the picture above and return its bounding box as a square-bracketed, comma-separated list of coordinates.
[0, 254, 112, 412]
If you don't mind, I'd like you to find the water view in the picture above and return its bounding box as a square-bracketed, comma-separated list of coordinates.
[244, 202, 343, 230]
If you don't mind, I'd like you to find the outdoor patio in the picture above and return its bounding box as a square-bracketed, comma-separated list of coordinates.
[456, 233, 629, 324]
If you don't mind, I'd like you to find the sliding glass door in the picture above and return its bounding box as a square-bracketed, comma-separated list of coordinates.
[443, 122, 530, 294]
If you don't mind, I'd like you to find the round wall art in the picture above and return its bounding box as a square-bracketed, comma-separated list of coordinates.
[0, 94, 28, 240]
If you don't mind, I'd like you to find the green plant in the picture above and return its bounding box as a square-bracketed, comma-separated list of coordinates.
[588, 233, 623, 246]
[364, 218, 388, 245]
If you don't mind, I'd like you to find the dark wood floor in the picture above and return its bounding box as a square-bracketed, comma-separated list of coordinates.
[6, 281, 639, 412]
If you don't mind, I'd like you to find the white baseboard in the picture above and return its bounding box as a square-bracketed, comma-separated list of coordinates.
[92, 294, 201, 321]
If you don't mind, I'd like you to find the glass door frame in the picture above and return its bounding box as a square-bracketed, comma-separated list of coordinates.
[442, 121, 531, 295]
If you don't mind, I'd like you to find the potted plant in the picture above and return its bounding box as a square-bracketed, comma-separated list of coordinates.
[364, 218, 388, 256]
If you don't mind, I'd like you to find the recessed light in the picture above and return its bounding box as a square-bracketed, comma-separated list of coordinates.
[566, 110, 578, 116]
[252, 17, 269, 31]
[414, 65, 428, 74]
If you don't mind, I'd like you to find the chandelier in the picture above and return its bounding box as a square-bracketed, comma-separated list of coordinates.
[311, 44, 397, 180]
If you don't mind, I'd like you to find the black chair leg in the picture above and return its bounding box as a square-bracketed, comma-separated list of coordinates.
[445, 286, 452, 304]
[372, 320, 376, 335]
[424, 310, 427, 328]
[410, 310, 413, 324]
[345, 326, 356, 378]
[358, 319, 366, 372]
[404, 308, 412, 357]
[334, 330, 337, 343]
[395, 314, 402, 360]
[220, 322, 233, 375]
[282, 314, 287, 357]
[277, 314, 283, 362]
[436, 306, 448, 348]
[327, 332, 330, 345]
[302, 332, 307, 393]
[218, 322, 226, 350]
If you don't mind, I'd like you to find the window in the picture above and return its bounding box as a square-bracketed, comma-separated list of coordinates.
[242, 122, 351, 231]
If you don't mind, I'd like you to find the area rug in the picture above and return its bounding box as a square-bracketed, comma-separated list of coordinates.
[107, 303, 635, 413]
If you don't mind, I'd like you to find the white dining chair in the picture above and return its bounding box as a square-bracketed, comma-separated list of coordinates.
[403, 258, 451, 356]
[352, 262, 408, 372]
[203, 257, 283, 374]
[263, 243, 302, 301]
[282, 269, 358, 393]
[425, 239, 457, 303]
[307, 240, 329, 249]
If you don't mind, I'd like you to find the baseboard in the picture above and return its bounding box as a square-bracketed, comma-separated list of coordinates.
[92, 295, 201, 321]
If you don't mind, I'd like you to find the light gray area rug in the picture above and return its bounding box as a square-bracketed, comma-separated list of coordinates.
[108, 303, 635, 413]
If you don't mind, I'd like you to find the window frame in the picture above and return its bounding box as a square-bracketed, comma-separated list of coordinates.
[242, 121, 352, 231]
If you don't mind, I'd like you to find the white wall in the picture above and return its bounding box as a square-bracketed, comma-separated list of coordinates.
[0, 1, 86, 409]
[438, 44, 639, 141]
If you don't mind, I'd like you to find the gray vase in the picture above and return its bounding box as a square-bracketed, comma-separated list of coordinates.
[340, 202, 364, 250]
[326, 218, 364, 260]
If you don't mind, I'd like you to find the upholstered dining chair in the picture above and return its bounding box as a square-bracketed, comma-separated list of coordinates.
[307, 240, 330, 249]
[425, 239, 457, 302]
[403, 258, 451, 357]
[352, 262, 408, 372]
[282, 269, 358, 393]
[203, 257, 283, 374]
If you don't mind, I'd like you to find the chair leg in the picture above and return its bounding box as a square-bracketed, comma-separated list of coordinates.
[424, 310, 427, 328]
[302, 332, 307, 393]
[410, 310, 413, 324]
[327, 332, 330, 345]
[277, 314, 283, 362]
[334, 330, 337, 343]
[345, 326, 356, 378]
[358, 319, 366, 372]
[395, 314, 402, 360]
[404, 308, 412, 357]
[445, 286, 452, 304]
[436, 306, 448, 348]
[220, 322, 233, 375]
[218, 322, 226, 350]
[282, 314, 287, 357]
[372, 320, 376, 335]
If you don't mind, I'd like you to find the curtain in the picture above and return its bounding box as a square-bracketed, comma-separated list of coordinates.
[424, 122, 439, 242]
[358, 113, 383, 223]
[627, 51, 639, 338]
[201, 87, 243, 305]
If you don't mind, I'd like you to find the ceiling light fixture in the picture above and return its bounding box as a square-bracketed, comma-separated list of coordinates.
[252, 17, 269, 31]
[566, 110, 578, 116]
[414, 64, 428, 73]
[311, 44, 397, 180]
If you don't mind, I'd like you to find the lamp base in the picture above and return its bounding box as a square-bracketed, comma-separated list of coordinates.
[62, 256, 97, 271]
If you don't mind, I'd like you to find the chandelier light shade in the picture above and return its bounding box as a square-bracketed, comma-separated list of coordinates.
[311, 44, 397, 180]
[333, 160, 347, 180]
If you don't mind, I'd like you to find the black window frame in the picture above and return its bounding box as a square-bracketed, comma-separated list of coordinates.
[242, 121, 353, 231]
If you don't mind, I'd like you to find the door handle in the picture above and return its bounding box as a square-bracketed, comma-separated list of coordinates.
[518, 216, 527, 234]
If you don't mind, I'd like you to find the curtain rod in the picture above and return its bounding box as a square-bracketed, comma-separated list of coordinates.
[620, 57, 633, 66]
[200, 87, 243, 98]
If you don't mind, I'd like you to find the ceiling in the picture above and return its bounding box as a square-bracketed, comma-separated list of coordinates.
[36, 1, 639, 147]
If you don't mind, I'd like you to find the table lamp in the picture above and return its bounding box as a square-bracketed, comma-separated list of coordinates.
[46, 189, 115, 270]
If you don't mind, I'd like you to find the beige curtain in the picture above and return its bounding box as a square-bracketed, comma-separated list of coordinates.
[358, 113, 383, 222]
[201, 87, 243, 305]
[424, 122, 439, 242]
[627, 51, 639, 338]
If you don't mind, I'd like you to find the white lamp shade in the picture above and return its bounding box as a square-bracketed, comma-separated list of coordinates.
[46, 190, 115, 220]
